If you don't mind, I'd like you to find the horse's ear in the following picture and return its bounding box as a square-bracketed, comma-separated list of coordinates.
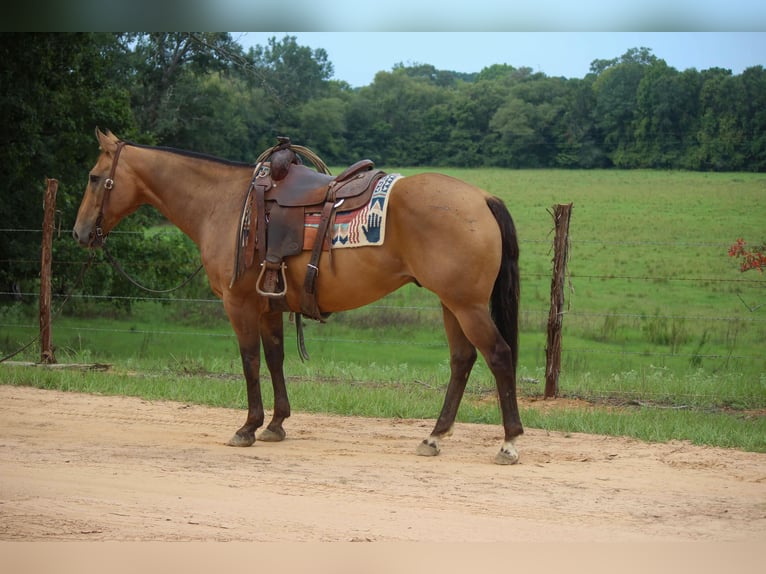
[95, 127, 119, 152]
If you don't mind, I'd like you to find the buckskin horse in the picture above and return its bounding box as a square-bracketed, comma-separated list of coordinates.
[73, 129, 523, 464]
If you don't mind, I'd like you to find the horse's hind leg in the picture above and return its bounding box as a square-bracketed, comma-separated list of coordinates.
[258, 310, 290, 442]
[440, 304, 523, 464]
[484, 332, 523, 465]
[417, 304, 477, 457]
[471, 309, 522, 464]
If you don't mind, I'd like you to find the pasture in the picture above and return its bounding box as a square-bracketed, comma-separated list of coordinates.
[2, 168, 765, 451]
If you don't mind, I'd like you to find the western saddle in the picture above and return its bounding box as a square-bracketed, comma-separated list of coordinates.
[233, 137, 385, 325]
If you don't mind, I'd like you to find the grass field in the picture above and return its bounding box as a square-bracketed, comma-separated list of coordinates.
[2, 169, 765, 451]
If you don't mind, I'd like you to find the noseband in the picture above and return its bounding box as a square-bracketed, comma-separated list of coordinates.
[93, 141, 126, 243]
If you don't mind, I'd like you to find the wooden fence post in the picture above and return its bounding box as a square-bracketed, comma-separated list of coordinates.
[544, 203, 573, 398]
[39, 178, 58, 364]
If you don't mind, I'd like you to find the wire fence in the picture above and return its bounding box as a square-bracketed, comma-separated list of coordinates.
[2, 227, 763, 380]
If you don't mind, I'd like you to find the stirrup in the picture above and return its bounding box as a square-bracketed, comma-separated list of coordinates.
[256, 261, 288, 298]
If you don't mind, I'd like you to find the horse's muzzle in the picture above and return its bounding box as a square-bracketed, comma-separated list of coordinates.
[72, 227, 102, 248]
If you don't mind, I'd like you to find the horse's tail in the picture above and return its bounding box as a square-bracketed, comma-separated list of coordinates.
[486, 196, 520, 367]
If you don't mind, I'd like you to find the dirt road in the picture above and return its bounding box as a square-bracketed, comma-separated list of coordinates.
[1, 385, 764, 542]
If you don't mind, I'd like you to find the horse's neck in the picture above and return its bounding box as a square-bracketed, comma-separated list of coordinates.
[135, 148, 250, 250]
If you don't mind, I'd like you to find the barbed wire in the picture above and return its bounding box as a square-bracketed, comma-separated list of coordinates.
[2, 226, 762, 370]
[1, 322, 761, 363]
[3, 289, 765, 322]
[3, 226, 750, 248]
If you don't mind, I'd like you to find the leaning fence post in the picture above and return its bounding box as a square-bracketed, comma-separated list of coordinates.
[544, 203, 573, 398]
[39, 178, 58, 364]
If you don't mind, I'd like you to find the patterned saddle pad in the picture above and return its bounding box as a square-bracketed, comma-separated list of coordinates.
[303, 173, 401, 250]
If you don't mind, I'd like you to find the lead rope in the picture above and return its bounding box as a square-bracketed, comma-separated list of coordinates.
[102, 244, 204, 294]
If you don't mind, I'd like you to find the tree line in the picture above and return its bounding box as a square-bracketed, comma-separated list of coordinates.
[1, 32, 764, 301]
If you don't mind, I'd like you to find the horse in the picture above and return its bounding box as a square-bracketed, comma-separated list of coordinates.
[73, 128, 523, 464]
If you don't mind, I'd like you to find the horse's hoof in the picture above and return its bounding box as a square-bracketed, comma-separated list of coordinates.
[494, 441, 519, 465]
[416, 438, 440, 457]
[258, 427, 286, 442]
[227, 433, 255, 447]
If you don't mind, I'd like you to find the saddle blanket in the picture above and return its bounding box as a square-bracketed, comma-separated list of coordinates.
[303, 173, 401, 250]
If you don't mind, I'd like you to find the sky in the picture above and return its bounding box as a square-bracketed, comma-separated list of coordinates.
[234, 32, 765, 88]
[18, 1, 766, 38]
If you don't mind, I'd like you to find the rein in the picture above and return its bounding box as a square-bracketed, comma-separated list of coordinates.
[96, 140, 205, 294]
[103, 244, 204, 294]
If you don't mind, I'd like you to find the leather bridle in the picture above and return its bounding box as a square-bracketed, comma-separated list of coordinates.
[88, 140, 205, 292]
[92, 141, 126, 244]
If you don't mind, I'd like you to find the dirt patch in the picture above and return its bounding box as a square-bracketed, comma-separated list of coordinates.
[1, 385, 764, 542]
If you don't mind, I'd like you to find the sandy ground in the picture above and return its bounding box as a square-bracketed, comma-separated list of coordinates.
[1, 384, 764, 543]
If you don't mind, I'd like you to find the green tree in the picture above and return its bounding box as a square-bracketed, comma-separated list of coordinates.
[447, 70, 511, 166]
[165, 72, 269, 161]
[247, 35, 333, 109]
[739, 66, 766, 172]
[591, 47, 659, 167]
[489, 74, 574, 167]
[295, 96, 349, 163]
[345, 66, 455, 165]
[239, 34, 343, 152]
[127, 32, 244, 147]
[555, 76, 607, 168]
[695, 68, 746, 171]
[633, 63, 701, 168]
[391, 62, 471, 87]
[0, 33, 135, 294]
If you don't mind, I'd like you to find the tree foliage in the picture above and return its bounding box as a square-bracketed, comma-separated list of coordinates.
[0, 33, 135, 292]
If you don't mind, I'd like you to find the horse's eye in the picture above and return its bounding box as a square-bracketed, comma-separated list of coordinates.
[89, 174, 100, 185]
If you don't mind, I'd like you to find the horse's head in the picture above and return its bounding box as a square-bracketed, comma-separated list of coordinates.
[73, 128, 140, 248]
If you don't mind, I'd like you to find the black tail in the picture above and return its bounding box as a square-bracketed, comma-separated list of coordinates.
[486, 196, 520, 367]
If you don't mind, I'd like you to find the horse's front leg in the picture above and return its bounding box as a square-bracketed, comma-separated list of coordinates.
[225, 300, 265, 447]
[257, 310, 290, 442]
[227, 336, 264, 446]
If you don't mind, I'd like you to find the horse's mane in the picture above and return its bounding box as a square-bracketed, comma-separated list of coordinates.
[125, 141, 256, 169]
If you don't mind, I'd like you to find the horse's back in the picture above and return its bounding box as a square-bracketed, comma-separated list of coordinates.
[392, 172, 493, 206]
[387, 172, 501, 248]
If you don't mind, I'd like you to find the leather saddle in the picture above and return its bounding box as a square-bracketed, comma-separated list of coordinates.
[236, 139, 384, 323]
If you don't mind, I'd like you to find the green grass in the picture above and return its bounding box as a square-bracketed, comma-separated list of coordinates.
[519, 405, 766, 452]
[1, 169, 764, 452]
[3, 364, 764, 453]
